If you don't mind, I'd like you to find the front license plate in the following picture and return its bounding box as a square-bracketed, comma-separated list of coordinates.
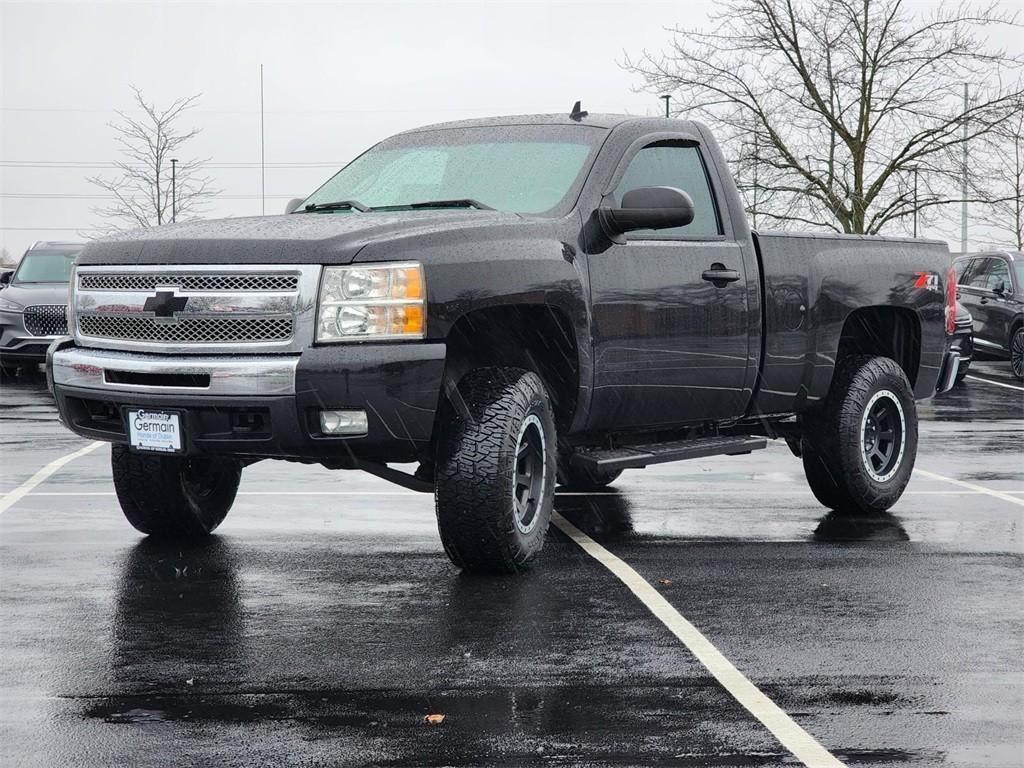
[127, 409, 183, 453]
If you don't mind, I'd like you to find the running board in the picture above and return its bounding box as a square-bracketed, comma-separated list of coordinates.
[571, 436, 768, 473]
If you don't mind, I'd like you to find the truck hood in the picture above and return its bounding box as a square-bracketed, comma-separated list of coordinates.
[0, 282, 71, 309]
[76, 210, 526, 266]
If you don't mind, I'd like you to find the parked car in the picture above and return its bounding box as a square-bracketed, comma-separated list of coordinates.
[953, 251, 1024, 379]
[47, 110, 960, 572]
[0, 241, 82, 376]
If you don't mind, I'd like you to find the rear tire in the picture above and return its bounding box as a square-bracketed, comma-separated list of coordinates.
[111, 445, 241, 538]
[434, 367, 556, 574]
[800, 439, 844, 510]
[800, 355, 917, 516]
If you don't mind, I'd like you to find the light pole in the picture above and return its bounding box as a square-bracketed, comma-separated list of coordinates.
[170, 158, 178, 223]
[961, 83, 968, 252]
[912, 165, 919, 238]
[660, 94, 671, 118]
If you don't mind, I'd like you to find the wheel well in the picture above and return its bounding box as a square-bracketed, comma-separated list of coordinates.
[836, 307, 921, 387]
[443, 305, 580, 428]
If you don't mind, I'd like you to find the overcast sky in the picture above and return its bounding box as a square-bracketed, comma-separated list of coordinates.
[1, 0, 1020, 260]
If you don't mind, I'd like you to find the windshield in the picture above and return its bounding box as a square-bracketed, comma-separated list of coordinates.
[301, 124, 605, 215]
[13, 249, 80, 284]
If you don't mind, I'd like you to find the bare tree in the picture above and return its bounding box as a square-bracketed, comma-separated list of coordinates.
[86, 87, 218, 233]
[972, 110, 1024, 249]
[625, 0, 1024, 234]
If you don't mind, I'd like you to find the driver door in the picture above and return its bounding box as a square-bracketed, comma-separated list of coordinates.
[585, 140, 752, 432]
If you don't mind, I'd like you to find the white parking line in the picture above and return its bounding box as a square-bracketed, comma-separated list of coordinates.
[965, 375, 1024, 392]
[552, 512, 846, 768]
[0, 442, 103, 515]
[915, 468, 1024, 508]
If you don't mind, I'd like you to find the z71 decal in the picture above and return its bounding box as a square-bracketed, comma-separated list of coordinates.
[914, 271, 941, 290]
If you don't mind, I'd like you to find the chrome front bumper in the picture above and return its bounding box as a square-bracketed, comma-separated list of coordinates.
[48, 340, 299, 397]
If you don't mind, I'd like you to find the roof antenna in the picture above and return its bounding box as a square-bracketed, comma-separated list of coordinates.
[569, 100, 588, 121]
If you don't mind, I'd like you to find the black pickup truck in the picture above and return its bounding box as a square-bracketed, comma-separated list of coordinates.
[48, 109, 960, 572]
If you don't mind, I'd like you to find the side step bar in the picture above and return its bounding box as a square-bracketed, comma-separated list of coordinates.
[571, 436, 767, 473]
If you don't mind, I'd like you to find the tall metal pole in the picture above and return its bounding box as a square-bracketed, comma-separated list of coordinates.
[961, 83, 968, 253]
[913, 166, 918, 238]
[660, 94, 671, 118]
[752, 133, 759, 230]
[170, 158, 177, 223]
[260, 64, 266, 216]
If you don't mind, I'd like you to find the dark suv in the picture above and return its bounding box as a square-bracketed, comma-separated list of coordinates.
[954, 251, 1024, 379]
[0, 241, 82, 376]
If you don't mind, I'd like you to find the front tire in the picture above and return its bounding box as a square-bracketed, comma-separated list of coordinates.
[800, 355, 918, 516]
[111, 445, 242, 538]
[434, 368, 556, 574]
[559, 464, 623, 490]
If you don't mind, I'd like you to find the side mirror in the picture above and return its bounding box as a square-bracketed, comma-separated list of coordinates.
[993, 280, 1007, 295]
[599, 186, 695, 236]
[0, 270, 12, 288]
[284, 198, 305, 215]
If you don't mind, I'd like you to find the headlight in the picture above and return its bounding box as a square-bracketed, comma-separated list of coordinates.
[0, 296, 23, 313]
[317, 262, 425, 343]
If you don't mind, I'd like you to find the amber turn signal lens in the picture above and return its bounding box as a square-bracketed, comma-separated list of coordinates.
[393, 266, 424, 300]
[391, 304, 424, 335]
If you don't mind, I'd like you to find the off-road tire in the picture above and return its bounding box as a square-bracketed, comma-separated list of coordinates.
[111, 445, 242, 538]
[801, 355, 917, 516]
[434, 367, 556, 574]
[800, 439, 844, 510]
[559, 464, 623, 490]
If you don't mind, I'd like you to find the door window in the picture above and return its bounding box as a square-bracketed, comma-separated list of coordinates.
[985, 259, 1011, 291]
[954, 258, 975, 284]
[613, 143, 721, 238]
[966, 258, 1011, 292]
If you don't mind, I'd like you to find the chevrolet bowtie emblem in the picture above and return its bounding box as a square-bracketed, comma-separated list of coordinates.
[143, 290, 189, 319]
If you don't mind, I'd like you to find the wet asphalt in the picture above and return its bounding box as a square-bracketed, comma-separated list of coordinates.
[0, 363, 1021, 768]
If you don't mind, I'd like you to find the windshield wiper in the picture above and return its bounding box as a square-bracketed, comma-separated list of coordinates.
[406, 199, 494, 211]
[303, 200, 369, 213]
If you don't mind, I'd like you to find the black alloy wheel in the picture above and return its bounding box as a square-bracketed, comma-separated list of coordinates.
[513, 414, 547, 535]
[1011, 328, 1024, 379]
[860, 390, 905, 483]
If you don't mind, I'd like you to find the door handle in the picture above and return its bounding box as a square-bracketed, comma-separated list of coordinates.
[980, 297, 989, 304]
[702, 264, 741, 287]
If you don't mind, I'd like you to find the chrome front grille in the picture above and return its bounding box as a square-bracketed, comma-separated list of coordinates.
[79, 273, 299, 292]
[73, 264, 321, 354]
[78, 315, 294, 344]
[23, 305, 68, 336]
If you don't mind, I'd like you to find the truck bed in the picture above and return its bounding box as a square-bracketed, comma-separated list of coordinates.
[750, 231, 951, 416]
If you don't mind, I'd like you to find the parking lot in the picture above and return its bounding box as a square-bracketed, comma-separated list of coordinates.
[0, 360, 1021, 767]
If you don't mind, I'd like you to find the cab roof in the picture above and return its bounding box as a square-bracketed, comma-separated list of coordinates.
[398, 112, 698, 134]
[29, 240, 85, 251]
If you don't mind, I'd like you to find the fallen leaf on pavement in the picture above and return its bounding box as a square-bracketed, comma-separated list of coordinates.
[424, 713, 445, 725]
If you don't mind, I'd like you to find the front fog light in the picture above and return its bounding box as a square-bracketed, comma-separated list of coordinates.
[320, 409, 368, 436]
